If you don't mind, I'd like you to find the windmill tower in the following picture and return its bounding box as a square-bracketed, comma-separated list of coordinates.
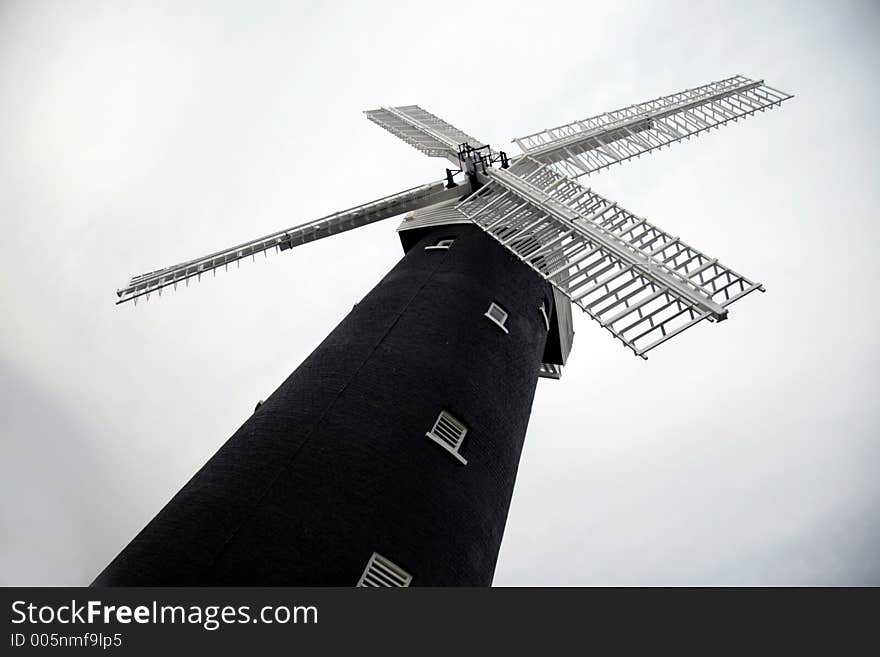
[94, 75, 792, 586]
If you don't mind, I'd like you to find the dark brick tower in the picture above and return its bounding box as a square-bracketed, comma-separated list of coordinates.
[93, 222, 570, 586]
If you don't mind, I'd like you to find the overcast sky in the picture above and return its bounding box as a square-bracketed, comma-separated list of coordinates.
[2, 0, 878, 586]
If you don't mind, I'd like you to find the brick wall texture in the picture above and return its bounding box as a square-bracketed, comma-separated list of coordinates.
[93, 223, 553, 586]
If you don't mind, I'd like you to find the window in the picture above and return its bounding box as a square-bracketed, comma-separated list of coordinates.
[356, 552, 412, 587]
[424, 238, 455, 251]
[484, 302, 509, 333]
[426, 410, 468, 465]
[539, 300, 550, 331]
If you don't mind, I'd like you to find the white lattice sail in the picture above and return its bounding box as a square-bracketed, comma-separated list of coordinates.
[117, 179, 459, 304]
[365, 105, 488, 165]
[513, 75, 793, 179]
[456, 157, 763, 358]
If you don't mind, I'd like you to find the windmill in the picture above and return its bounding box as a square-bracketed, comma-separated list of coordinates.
[95, 75, 792, 586]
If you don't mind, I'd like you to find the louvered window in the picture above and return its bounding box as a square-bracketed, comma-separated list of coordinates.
[425, 237, 455, 251]
[356, 552, 412, 587]
[484, 302, 509, 333]
[426, 410, 468, 465]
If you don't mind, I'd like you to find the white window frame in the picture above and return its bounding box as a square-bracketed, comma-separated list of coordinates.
[484, 302, 509, 334]
[424, 238, 455, 251]
[356, 552, 412, 587]
[425, 410, 468, 465]
[539, 300, 550, 331]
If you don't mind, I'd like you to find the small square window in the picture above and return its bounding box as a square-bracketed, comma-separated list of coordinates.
[539, 363, 563, 379]
[426, 410, 468, 465]
[424, 238, 455, 251]
[356, 552, 412, 587]
[484, 302, 509, 333]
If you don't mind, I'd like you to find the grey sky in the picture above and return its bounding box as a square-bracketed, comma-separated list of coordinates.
[1, 0, 878, 586]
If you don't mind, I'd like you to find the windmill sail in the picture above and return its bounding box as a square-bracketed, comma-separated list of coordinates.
[117, 179, 460, 305]
[513, 75, 793, 179]
[456, 157, 763, 358]
[119, 77, 786, 343]
[365, 105, 489, 165]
